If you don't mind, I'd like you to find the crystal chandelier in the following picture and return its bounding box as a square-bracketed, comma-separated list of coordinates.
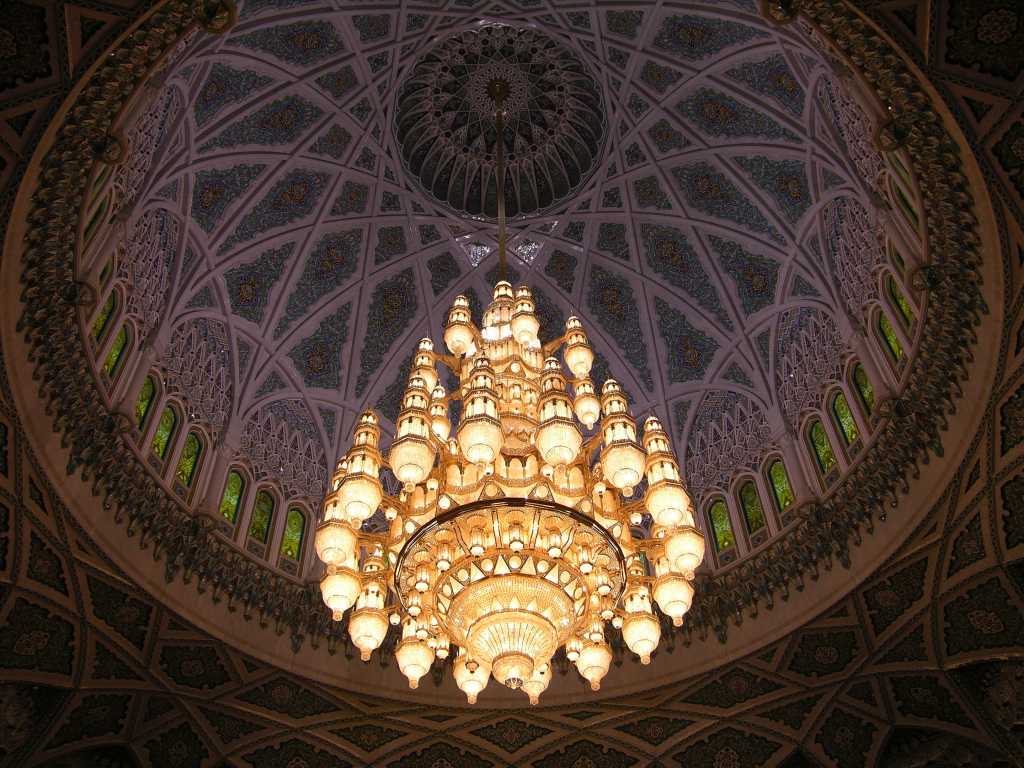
[314, 78, 705, 705]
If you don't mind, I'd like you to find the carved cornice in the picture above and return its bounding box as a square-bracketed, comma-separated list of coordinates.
[14, 0, 986, 659]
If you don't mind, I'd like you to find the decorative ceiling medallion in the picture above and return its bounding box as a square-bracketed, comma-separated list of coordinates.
[394, 24, 606, 218]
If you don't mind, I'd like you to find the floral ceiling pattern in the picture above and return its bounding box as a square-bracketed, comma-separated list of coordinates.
[111, 0, 889, 506]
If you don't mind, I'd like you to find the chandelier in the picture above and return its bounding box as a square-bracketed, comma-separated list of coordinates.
[314, 76, 705, 705]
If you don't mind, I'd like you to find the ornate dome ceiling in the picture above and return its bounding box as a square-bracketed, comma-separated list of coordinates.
[396, 23, 607, 218]
[118, 1, 887, 519]
[1, 0, 1003, 710]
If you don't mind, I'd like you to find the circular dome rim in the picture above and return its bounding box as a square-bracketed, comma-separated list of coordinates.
[391, 20, 610, 223]
[0, 0, 999, 704]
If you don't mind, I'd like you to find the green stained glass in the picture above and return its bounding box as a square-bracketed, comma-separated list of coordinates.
[219, 470, 245, 524]
[809, 420, 837, 475]
[101, 325, 128, 378]
[91, 291, 116, 343]
[249, 490, 275, 543]
[175, 432, 203, 488]
[878, 312, 904, 363]
[768, 460, 794, 511]
[889, 243, 905, 274]
[92, 164, 112, 199]
[832, 393, 859, 446]
[738, 481, 765, 534]
[98, 257, 114, 287]
[84, 195, 110, 247]
[890, 153, 913, 188]
[708, 500, 735, 552]
[853, 365, 875, 416]
[887, 277, 915, 329]
[134, 376, 156, 429]
[150, 406, 178, 460]
[893, 182, 918, 229]
[280, 507, 306, 560]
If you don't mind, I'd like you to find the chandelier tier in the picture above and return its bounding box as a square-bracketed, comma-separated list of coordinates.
[315, 74, 705, 705]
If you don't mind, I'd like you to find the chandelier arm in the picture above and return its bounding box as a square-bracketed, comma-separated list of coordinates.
[428, 351, 466, 374]
[541, 334, 568, 357]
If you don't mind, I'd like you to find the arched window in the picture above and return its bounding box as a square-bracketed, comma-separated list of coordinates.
[91, 291, 117, 345]
[808, 420, 838, 476]
[887, 240, 905, 274]
[101, 325, 130, 380]
[877, 311, 904, 364]
[706, 499, 735, 553]
[174, 431, 204, 488]
[887, 276, 915, 329]
[150, 405, 179, 461]
[280, 507, 307, 560]
[98, 256, 115, 287]
[134, 376, 157, 430]
[219, 470, 246, 524]
[249, 490, 275, 543]
[831, 392, 859, 447]
[766, 459, 795, 512]
[84, 194, 110, 248]
[891, 181, 919, 231]
[737, 481, 766, 534]
[852, 364, 875, 416]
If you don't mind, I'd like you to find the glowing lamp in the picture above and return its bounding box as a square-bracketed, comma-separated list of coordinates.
[653, 574, 695, 626]
[388, 433, 435, 489]
[314, 520, 358, 567]
[336, 474, 383, 523]
[320, 567, 360, 620]
[396, 637, 434, 689]
[665, 526, 706, 578]
[563, 316, 594, 378]
[510, 287, 540, 345]
[444, 295, 477, 356]
[522, 663, 550, 705]
[601, 443, 646, 495]
[622, 612, 661, 664]
[453, 652, 491, 704]
[572, 378, 601, 429]
[645, 481, 691, 527]
[575, 641, 612, 691]
[348, 607, 389, 661]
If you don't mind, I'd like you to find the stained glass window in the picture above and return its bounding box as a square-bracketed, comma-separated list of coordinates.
[150, 406, 178, 460]
[808, 420, 837, 475]
[707, 499, 735, 552]
[134, 376, 156, 430]
[249, 490, 275, 543]
[175, 431, 203, 488]
[102, 325, 129, 379]
[0, 422, 8, 478]
[98, 257, 114, 287]
[219, 470, 245, 524]
[767, 460, 794, 512]
[831, 392, 859, 447]
[887, 277, 915, 329]
[737, 481, 766, 534]
[893, 181, 918, 230]
[878, 311, 904, 363]
[84, 195, 110, 247]
[888, 241, 905, 274]
[853, 364, 875, 416]
[280, 507, 306, 560]
[91, 291, 116, 344]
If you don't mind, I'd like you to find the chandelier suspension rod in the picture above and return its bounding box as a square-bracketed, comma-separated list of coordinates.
[491, 80, 509, 283]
